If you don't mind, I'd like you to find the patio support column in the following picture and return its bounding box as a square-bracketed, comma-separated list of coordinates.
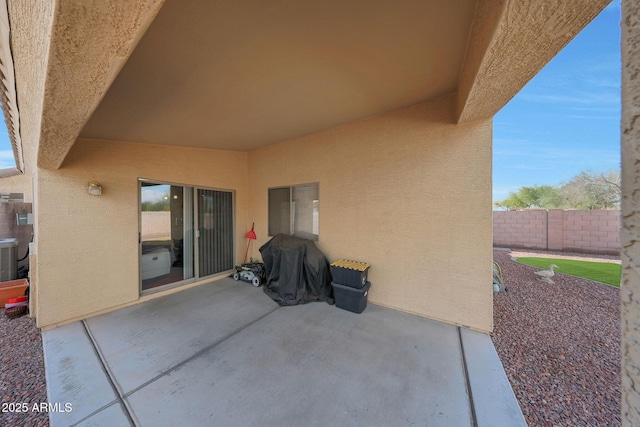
[621, 0, 640, 424]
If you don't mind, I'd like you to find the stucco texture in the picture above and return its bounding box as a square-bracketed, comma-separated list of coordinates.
[0, 174, 31, 199]
[248, 95, 493, 332]
[34, 139, 248, 328]
[36, 0, 164, 170]
[457, 0, 611, 123]
[622, 0, 640, 424]
[2, 0, 55, 200]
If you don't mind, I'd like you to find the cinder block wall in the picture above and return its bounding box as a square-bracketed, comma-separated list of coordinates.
[140, 212, 171, 240]
[493, 209, 621, 255]
[493, 210, 548, 250]
[562, 210, 620, 254]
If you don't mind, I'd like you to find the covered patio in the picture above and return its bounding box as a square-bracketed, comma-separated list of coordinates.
[43, 279, 524, 426]
[1, 0, 626, 423]
[0, 0, 609, 333]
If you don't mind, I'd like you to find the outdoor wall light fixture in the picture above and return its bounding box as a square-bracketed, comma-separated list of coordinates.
[87, 181, 102, 196]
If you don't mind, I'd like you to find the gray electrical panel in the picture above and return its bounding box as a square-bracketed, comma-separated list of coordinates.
[16, 213, 33, 225]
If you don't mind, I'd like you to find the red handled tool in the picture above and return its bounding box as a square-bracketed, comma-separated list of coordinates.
[244, 223, 257, 263]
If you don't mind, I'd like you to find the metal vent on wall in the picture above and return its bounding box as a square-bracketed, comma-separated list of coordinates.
[0, 193, 24, 202]
[0, 238, 18, 281]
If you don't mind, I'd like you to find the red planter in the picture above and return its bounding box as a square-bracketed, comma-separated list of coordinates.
[0, 278, 29, 306]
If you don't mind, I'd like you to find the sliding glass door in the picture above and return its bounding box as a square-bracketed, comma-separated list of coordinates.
[198, 189, 234, 277]
[139, 180, 233, 293]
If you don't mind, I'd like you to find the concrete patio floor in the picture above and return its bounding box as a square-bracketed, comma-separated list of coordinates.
[42, 278, 525, 426]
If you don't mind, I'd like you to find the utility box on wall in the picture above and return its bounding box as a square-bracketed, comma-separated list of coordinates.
[16, 213, 33, 225]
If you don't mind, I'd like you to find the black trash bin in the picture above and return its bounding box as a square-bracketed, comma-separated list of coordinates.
[332, 281, 371, 313]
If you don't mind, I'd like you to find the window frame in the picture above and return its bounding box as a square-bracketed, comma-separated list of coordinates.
[268, 182, 319, 241]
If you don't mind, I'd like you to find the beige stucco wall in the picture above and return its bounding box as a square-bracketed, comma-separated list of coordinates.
[34, 138, 248, 328]
[622, 0, 640, 423]
[248, 95, 493, 332]
[0, 174, 32, 200]
[33, 96, 492, 332]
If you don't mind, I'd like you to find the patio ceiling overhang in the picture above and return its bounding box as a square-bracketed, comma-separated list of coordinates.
[21, 0, 610, 170]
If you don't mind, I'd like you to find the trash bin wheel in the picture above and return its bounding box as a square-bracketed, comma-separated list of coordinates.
[252, 276, 261, 287]
[233, 273, 240, 281]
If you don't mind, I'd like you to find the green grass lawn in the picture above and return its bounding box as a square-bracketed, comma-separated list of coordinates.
[517, 257, 621, 287]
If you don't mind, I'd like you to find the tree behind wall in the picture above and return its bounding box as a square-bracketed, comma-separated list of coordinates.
[141, 191, 170, 211]
[494, 169, 621, 210]
[559, 170, 621, 210]
[494, 185, 561, 209]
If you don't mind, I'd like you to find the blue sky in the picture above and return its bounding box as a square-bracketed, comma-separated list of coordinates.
[493, 0, 621, 202]
[0, 120, 11, 169]
[0, 2, 622, 193]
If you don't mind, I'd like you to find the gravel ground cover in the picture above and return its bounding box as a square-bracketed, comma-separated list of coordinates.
[0, 313, 49, 427]
[492, 249, 620, 426]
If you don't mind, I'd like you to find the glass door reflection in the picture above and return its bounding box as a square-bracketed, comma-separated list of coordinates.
[140, 183, 194, 291]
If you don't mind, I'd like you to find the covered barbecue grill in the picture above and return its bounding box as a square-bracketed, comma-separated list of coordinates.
[259, 234, 334, 306]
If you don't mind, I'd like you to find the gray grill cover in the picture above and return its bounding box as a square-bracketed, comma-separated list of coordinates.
[259, 234, 334, 306]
